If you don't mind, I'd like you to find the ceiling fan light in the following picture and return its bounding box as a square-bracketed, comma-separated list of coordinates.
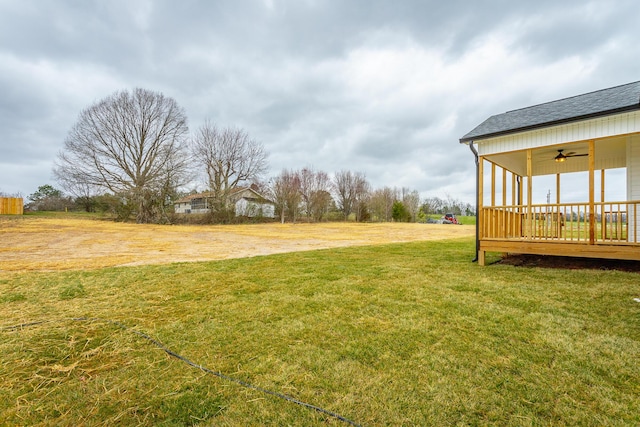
[555, 153, 566, 162]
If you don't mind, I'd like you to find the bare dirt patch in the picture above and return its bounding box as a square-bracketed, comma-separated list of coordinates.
[0, 216, 474, 271]
[496, 254, 640, 272]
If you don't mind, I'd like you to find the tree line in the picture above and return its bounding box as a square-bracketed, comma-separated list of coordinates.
[47, 87, 473, 223]
[266, 170, 474, 223]
[25, 178, 475, 224]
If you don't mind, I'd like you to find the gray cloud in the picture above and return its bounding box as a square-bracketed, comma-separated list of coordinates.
[0, 0, 638, 202]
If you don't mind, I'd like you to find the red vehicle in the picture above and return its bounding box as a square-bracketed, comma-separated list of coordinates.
[442, 213, 458, 224]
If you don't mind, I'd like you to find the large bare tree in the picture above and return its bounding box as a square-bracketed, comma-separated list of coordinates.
[54, 88, 189, 223]
[191, 121, 268, 217]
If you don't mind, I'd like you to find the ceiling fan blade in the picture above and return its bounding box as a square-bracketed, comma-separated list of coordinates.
[567, 153, 588, 157]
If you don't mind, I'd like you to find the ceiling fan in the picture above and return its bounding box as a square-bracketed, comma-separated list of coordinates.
[554, 149, 588, 163]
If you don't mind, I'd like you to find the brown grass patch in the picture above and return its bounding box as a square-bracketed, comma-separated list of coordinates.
[0, 216, 474, 271]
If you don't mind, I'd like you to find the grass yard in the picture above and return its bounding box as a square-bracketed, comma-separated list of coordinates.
[1, 219, 639, 425]
[0, 215, 473, 271]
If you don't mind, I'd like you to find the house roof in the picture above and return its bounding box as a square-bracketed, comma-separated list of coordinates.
[174, 186, 273, 204]
[174, 192, 212, 203]
[460, 81, 640, 143]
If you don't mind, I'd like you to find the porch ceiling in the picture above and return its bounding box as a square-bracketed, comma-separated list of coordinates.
[484, 135, 628, 177]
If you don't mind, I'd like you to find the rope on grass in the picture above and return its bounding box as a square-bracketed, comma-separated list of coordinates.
[2, 317, 362, 427]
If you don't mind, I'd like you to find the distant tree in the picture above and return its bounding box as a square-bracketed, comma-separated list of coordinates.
[191, 121, 268, 219]
[82, 193, 132, 220]
[54, 88, 190, 223]
[29, 184, 62, 202]
[73, 195, 96, 213]
[402, 188, 421, 222]
[28, 184, 70, 211]
[310, 190, 334, 222]
[420, 195, 474, 218]
[354, 181, 371, 222]
[53, 179, 101, 213]
[333, 170, 354, 220]
[392, 200, 411, 222]
[369, 187, 396, 222]
[299, 167, 332, 222]
[445, 194, 463, 215]
[462, 202, 476, 216]
[333, 170, 369, 221]
[29, 184, 62, 200]
[269, 169, 301, 223]
[421, 197, 444, 215]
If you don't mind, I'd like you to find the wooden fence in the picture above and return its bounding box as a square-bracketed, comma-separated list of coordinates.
[0, 197, 24, 215]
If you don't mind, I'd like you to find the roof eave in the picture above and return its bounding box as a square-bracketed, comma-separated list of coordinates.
[459, 104, 640, 144]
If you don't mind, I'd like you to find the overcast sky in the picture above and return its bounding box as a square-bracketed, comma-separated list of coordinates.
[1, 0, 639, 204]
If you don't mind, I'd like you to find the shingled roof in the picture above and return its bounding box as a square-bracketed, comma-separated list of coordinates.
[460, 81, 640, 143]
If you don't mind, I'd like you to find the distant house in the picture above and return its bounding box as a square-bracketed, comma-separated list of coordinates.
[174, 187, 275, 218]
[460, 81, 640, 265]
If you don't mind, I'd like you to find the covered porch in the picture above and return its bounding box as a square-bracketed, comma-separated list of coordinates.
[479, 136, 640, 265]
[460, 81, 640, 265]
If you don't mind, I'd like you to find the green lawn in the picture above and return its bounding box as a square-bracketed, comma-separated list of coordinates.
[1, 238, 639, 425]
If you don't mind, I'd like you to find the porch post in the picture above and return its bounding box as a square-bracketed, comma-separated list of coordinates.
[556, 173, 562, 237]
[526, 149, 533, 239]
[588, 140, 595, 244]
[500, 167, 507, 244]
[478, 156, 485, 265]
[601, 169, 606, 240]
[511, 172, 516, 238]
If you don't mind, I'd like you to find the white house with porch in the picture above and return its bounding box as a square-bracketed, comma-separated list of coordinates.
[460, 81, 640, 265]
[174, 186, 275, 218]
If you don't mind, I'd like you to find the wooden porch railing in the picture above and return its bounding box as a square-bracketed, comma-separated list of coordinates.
[481, 201, 640, 244]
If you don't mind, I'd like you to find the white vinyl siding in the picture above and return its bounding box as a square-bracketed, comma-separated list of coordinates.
[235, 198, 275, 218]
[477, 110, 640, 156]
